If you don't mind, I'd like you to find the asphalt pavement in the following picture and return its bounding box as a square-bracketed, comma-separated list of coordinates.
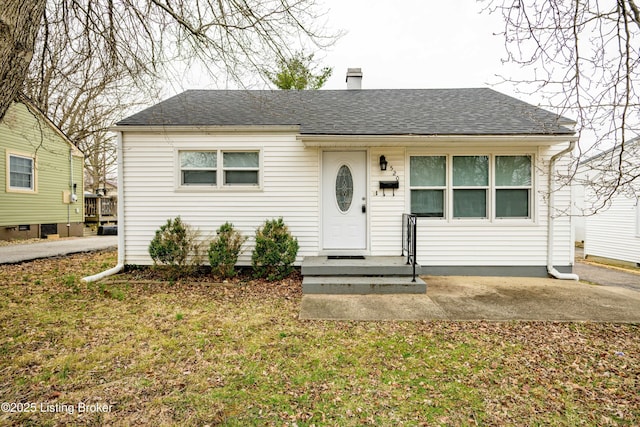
[573, 247, 640, 292]
[0, 236, 117, 264]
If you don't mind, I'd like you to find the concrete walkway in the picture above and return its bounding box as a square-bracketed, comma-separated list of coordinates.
[300, 276, 640, 322]
[0, 236, 117, 264]
[301, 255, 640, 322]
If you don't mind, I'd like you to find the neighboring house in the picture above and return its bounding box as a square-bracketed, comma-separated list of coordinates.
[113, 71, 577, 277]
[0, 97, 84, 240]
[578, 138, 640, 265]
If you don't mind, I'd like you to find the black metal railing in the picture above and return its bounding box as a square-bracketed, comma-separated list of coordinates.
[402, 213, 417, 282]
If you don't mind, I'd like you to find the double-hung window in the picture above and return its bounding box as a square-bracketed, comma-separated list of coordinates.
[495, 155, 532, 218]
[8, 154, 35, 191]
[410, 156, 446, 217]
[410, 154, 533, 220]
[453, 156, 489, 218]
[179, 150, 260, 188]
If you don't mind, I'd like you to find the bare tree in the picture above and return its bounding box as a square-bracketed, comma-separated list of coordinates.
[0, 0, 337, 122]
[486, 0, 640, 212]
[22, 4, 154, 192]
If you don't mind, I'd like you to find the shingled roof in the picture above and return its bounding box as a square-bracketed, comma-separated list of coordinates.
[117, 88, 574, 136]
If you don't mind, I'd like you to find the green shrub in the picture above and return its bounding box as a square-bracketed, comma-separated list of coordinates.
[148, 217, 202, 276]
[251, 217, 299, 280]
[208, 222, 247, 278]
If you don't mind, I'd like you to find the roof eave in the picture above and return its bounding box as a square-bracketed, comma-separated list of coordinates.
[110, 124, 301, 133]
[297, 133, 578, 147]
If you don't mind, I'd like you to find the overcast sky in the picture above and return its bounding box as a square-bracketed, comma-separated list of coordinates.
[318, 0, 515, 93]
[167, 1, 539, 107]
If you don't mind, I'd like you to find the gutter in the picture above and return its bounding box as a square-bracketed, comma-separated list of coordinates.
[547, 140, 580, 280]
[82, 132, 125, 283]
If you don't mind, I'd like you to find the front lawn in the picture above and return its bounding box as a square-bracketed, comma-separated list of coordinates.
[0, 250, 638, 426]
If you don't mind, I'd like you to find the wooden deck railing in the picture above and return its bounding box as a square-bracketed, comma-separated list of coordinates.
[84, 196, 118, 223]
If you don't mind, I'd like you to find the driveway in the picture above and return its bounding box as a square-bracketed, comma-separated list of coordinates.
[0, 236, 117, 264]
[574, 261, 640, 292]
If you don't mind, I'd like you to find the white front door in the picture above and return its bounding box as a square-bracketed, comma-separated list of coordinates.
[322, 151, 367, 251]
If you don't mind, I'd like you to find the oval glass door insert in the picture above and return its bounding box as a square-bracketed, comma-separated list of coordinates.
[335, 165, 354, 212]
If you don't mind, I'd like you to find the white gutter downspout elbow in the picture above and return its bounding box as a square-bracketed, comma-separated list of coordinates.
[82, 131, 125, 283]
[547, 140, 580, 281]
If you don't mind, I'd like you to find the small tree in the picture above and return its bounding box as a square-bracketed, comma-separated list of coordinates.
[148, 217, 202, 276]
[208, 222, 247, 278]
[268, 52, 332, 90]
[252, 218, 299, 280]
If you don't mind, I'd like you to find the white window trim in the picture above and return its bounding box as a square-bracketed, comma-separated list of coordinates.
[407, 151, 536, 224]
[6, 151, 37, 193]
[175, 148, 263, 192]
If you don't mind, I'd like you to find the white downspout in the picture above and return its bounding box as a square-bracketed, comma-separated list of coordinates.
[547, 140, 579, 280]
[67, 148, 72, 233]
[82, 131, 125, 283]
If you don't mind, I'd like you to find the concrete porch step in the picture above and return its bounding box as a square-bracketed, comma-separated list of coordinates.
[302, 275, 427, 295]
[301, 256, 422, 277]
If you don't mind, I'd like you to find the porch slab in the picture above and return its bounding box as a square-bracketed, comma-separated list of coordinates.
[302, 276, 426, 294]
[301, 256, 422, 277]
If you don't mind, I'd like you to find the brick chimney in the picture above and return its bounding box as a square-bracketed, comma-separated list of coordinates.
[346, 68, 363, 89]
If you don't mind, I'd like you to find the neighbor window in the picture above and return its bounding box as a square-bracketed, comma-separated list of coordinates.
[636, 198, 640, 237]
[410, 156, 446, 217]
[453, 156, 488, 218]
[180, 151, 217, 185]
[223, 151, 259, 186]
[409, 154, 533, 221]
[8, 154, 35, 191]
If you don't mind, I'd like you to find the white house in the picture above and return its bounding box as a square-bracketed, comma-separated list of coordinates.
[579, 139, 640, 265]
[104, 70, 578, 279]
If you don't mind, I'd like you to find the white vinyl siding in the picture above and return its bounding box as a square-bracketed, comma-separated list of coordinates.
[121, 131, 317, 265]
[121, 134, 575, 270]
[584, 194, 640, 264]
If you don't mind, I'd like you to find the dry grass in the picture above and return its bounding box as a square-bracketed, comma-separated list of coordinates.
[0, 250, 639, 426]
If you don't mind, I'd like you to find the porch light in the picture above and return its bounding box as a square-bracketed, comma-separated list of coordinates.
[379, 155, 388, 171]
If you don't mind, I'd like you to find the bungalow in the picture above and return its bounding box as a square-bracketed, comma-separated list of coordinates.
[0, 97, 84, 240]
[104, 70, 578, 279]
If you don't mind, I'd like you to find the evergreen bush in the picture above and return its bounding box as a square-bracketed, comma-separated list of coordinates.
[251, 218, 299, 280]
[208, 222, 247, 278]
[148, 217, 202, 276]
